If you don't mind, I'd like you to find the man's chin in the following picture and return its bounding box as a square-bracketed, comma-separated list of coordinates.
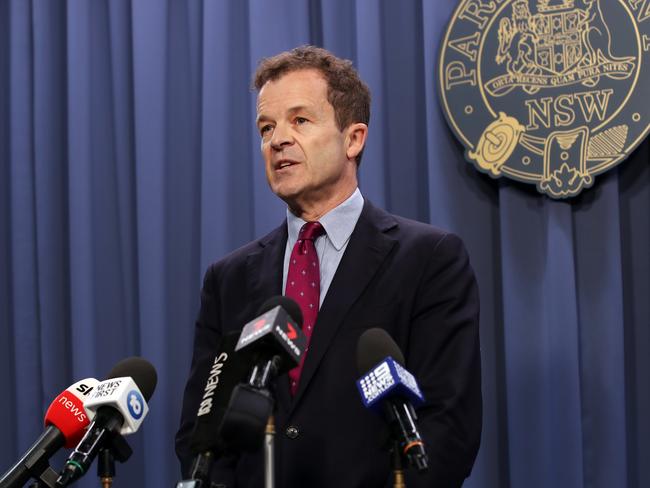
[270, 183, 301, 205]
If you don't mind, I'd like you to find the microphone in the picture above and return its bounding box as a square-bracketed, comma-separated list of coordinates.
[55, 357, 157, 487]
[356, 328, 429, 472]
[0, 378, 99, 488]
[219, 297, 305, 452]
[179, 332, 254, 486]
[235, 296, 305, 389]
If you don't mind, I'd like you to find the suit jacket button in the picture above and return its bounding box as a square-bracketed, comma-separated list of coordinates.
[285, 425, 299, 439]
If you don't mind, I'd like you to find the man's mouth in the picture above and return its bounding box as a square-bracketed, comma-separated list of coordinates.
[275, 160, 299, 170]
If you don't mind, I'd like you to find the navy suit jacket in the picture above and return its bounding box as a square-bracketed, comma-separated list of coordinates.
[176, 200, 482, 487]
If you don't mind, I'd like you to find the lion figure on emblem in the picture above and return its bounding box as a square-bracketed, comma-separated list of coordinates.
[496, 0, 626, 77]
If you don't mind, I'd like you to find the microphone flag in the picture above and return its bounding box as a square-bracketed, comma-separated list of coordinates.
[83, 377, 149, 435]
[356, 356, 425, 413]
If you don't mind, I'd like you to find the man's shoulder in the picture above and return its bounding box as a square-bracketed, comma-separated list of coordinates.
[361, 202, 472, 271]
[204, 223, 286, 275]
[363, 201, 453, 247]
[392, 213, 448, 239]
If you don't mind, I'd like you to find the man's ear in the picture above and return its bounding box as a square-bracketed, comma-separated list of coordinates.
[345, 123, 368, 161]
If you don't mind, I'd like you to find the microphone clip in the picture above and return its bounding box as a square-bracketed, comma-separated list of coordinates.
[26, 466, 59, 488]
[176, 481, 226, 488]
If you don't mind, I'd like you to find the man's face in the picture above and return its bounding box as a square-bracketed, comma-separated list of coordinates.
[256, 69, 357, 213]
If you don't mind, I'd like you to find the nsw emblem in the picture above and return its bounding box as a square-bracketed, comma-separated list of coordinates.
[439, 0, 650, 198]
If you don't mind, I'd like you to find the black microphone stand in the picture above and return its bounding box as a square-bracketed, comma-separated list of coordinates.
[250, 357, 279, 488]
[218, 356, 280, 488]
[390, 441, 407, 488]
[264, 415, 276, 488]
[95, 433, 132, 488]
[97, 448, 115, 488]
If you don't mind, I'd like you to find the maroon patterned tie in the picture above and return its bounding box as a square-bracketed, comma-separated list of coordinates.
[285, 221, 325, 395]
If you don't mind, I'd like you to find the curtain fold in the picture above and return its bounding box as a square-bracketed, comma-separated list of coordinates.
[1, 1, 648, 487]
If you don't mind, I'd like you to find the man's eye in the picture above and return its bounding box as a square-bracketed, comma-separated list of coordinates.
[295, 117, 308, 125]
[260, 125, 273, 135]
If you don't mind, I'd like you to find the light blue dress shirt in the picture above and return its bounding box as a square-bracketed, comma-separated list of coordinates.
[282, 188, 364, 308]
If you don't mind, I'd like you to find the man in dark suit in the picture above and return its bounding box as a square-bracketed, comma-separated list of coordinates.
[176, 45, 481, 487]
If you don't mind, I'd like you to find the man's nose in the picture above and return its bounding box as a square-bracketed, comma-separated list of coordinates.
[270, 123, 293, 150]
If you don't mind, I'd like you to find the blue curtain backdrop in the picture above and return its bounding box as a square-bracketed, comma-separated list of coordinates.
[1, 1, 648, 487]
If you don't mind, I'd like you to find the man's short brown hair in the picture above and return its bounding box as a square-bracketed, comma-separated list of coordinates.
[253, 46, 371, 163]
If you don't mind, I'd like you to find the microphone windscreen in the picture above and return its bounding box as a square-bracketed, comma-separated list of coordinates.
[105, 357, 158, 401]
[44, 378, 99, 447]
[258, 296, 303, 327]
[356, 328, 405, 375]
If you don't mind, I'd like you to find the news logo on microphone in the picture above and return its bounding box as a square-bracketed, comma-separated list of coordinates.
[357, 356, 424, 412]
[84, 377, 149, 435]
[235, 304, 306, 364]
[127, 389, 145, 420]
[48, 378, 99, 429]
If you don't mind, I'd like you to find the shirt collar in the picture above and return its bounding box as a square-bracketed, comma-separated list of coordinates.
[286, 188, 364, 251]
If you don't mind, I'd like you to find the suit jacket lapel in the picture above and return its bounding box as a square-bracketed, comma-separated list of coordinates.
[291, 201, 398, 411]
[245, 223, 293, 412]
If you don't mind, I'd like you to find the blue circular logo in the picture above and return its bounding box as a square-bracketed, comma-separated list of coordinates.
[127, 390, 144, 420]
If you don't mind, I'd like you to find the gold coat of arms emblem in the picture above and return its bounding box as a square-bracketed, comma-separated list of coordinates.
[439, 0, 650, 198]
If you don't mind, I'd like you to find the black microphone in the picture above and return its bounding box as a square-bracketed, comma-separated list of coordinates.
[237, 296, 305, 389]
[219, 297, 305, 452]
[356, 328, 429, 472]
[55, 357, 157, 487]
[178, 332, 254, 487]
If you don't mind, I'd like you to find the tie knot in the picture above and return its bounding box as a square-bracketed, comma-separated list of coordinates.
[300, 221, 325, 241]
